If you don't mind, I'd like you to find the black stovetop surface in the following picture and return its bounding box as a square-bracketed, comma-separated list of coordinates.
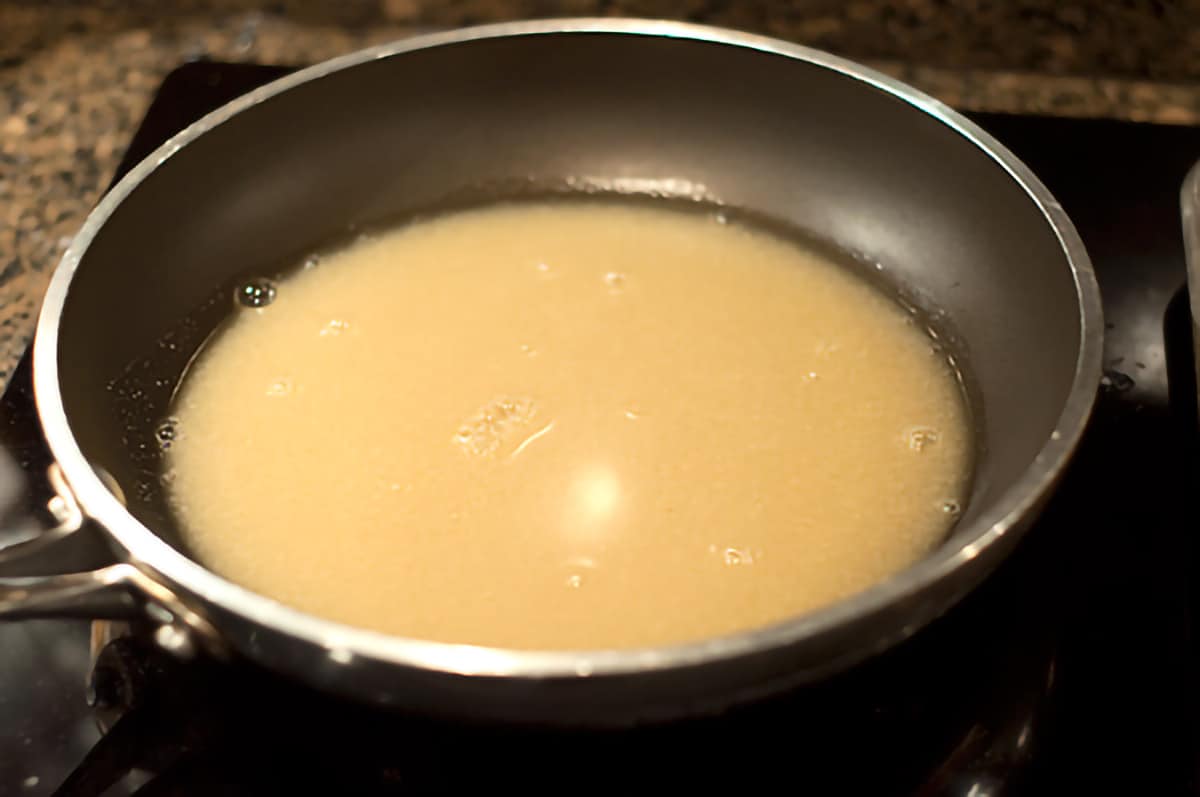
[1, 61, 1198, 795]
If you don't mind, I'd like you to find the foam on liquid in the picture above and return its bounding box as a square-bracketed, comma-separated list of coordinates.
[167, 201, 970, 650]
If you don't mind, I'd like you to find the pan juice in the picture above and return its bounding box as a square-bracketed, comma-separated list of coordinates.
[165, 199, 970, 650]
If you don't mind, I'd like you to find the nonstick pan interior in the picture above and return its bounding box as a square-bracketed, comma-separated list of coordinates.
[50, 29, 1085, 609]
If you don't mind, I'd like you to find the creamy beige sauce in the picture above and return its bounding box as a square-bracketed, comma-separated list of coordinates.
[167, 200, 970, 650]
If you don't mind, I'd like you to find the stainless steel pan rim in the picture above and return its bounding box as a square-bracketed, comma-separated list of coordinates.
[31, 18, 1103, 680]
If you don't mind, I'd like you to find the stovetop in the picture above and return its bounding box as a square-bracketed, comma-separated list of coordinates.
[1, 61, 1198, 795]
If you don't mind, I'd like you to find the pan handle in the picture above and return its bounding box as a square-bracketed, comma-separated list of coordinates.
[0, 454, 226, 658]
[0, 562, 225, 658]
[1, 563, 148, 619]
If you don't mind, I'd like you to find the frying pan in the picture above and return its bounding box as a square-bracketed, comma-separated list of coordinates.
[0, 20, 1102, 725]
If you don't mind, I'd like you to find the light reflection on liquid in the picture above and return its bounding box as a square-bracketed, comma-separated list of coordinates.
[568, 464, 622, 528]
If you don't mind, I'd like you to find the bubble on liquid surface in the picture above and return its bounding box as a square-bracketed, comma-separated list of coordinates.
[266, 378, 293, 397]
[154, 418, 179, 451]
[712, 210, 729, 225]
[235, 278, 276, 308]
[454, 396, 537, 457]
[722, 547, 753, 566]
[603, 271, 626, 292]
[134, 480, 155, 503]
[906, 426, 939, 451]
[940, 499, 961, 517]
[302, 254, 321, 270]
[319, 319, 350, 337]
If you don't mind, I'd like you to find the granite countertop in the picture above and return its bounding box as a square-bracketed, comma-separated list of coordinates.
[2, 0, 1199, 380]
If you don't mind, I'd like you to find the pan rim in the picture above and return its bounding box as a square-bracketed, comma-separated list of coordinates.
[32, 18, 1103, 681]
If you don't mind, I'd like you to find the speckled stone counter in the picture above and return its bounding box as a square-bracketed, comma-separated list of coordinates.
[2, 0, 1199, 381]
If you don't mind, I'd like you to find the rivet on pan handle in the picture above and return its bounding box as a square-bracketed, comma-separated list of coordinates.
[0, 463, 83, 562]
